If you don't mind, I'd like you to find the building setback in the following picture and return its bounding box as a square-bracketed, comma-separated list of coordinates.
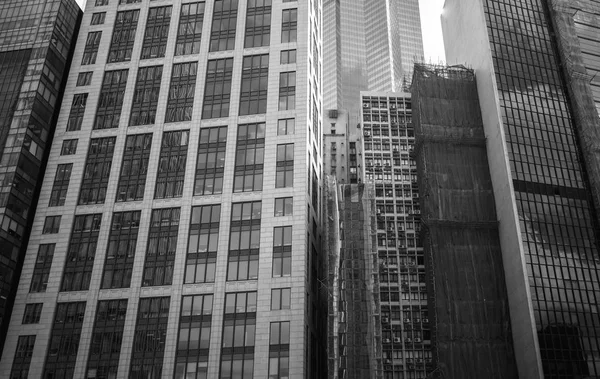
[0, 0, 326, 378]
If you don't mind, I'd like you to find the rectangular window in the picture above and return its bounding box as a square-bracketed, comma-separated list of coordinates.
[209, 0, 238, 52]
[76, 72, 93, 86]
[202, 58, 233, 119]
[23, 303, 43, 324]
[42, 216, 61, 234]
[119, 0, 140, 3]
[43, 302, 86, 378]
[79, 136, 116, 205]
[281, 9, 297, 43]
[185, 204, 220, 284]
[82, 31, 101, 65]
[131, 297, 170, 378]
[30, 244, 54, 293]
[117, 133, 152, 202]
[130, 65, 163, 126]
[268, 321, 290, 379]
[244, 0, 271, 48]
[272, 226, 291, 277]
[155, 130, 189, 199]
[271, 288, 291, 310]
[175, 294, 213, 378]
[142, 208, 180, 286]
[10, 335, 36, 379]
[66, 93, 87, 131]
[49, 164, 73, 206]
[141, 5, 172, 59]
[220, 292, 256, 378]
[91, 12, 106, 25]
[278, 72, 295, 110]
[277, 118, 294, 135]
[94, 69, 129, 129]
[274, 197, 293, 216]
[107, 9, 139, 63]
[61, 214, 102, 292]
[101, 211, 141, 289]
[276, 143, 294, 188]
[165, 62, 198, 123]
[61, 139, 78, 155]
[96, 0, 108, 5]
[175, 1, 205, 56]
[228, 201, 261, 281]
[239, 54, 269, 115]
[234, 123, 265, 192]
[194, 126, 227, 196]
[87, 299, 128, 379]
[280, 49, 296, 64]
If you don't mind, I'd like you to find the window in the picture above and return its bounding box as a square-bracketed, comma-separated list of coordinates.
[272, 226, 291, 277]
[49, 164, 72, 206]
[154, 130, 189, 199]
[274, 197, 293, 216]
[280, 49, 296, 64]
[10, 335, 36, 379]
[81, 31, 101, 65]
[42, 216, 61, 234]
[239, 54, 269, 115]
[278, 72, 295, 110]
[130, 65, 163, 126]
[185, 204, 220, 284]
[165, 62, 198, 123]
[23, 303, 43, 324]
[91, 12, 106, 25]
[107, 9, 139, 63]
[43, 302, 86, 378]
[143, 208, 180, 286]
[76, 72, 93, 86]
[277, 118, 294, 135]
[209, 0, 238, 52]
[202, 58, 233, 119]
[117, 133, 153, 202]
[95, 0, 108, 5]
[101, 211, 141, 289]
[119, 0, 140, 3]
[268, 322, 290, 379]
[130, 297, 170, 378]
[194, 126, 227, 196]
[270, 288, 291, 310]
[61, 139, 78, 155]
[244, 0, 271, 48]
[87, 299, 128, 379]
[228, 201, 261, 281]
[65, 93, 87, 131]
[175, 1, 205, 56]
[275, 144, 293, 188]
[281, 9, 297, 43]
[61, 214, 102, 292]
[141, 6, 172, 59]
[79, 136, 116, 205]
[234, 123, 265, 192]
[30, 244, 54, 292]
[220, 292, 256, 379]
[175, 294, 213, 379]
[95, 69, 129, 129]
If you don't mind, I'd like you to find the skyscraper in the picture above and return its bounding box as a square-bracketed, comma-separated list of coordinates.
[0, 0, 326, 377]
[0, 0, 81, 357]
[443, 0, 600, 377]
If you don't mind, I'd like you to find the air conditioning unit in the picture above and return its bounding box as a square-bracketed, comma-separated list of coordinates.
[422, 318, 429, 323]
[406, 358, 413, 364]
[414, 338, 422, 343]
[404, 319, 411, 323]
[393, 337, 402, 343]
[405, 338, 412, 343]
[364, 131, 371, 137]
[385, 359, 392, 364]
[383, 338, 391, 344]
[382, 317, 389, 324]
[415, 318, 421, 323]
[416, 358, 424, 364]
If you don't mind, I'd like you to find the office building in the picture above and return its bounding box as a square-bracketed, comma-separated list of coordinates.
[443, 0, 600, 377]
[0, 0, 326, 378]
[0, 0, 81, 357]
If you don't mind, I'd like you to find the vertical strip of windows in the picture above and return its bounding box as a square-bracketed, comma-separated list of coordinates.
[154, 130, 189, 199]
[175, 2, 205, 56]
[142, 208, 180, 286]
[66, 93, 87, 131]
[239, 54, 269, 115]
[130, 297, 170, 378]
[81, 31, 102, 65]
[272, 226, 291, 277]
[10, 335, 35, 379]
[79, 136, 116, 205]
[130, 65, 162, 126]
[86, 300, 128, 378]
[94, 69, 129, 130]
[141, 6, 172, 60]
[268, 321, 290, 378]
[220, 292, 257, 378]
[227, 201, 261, 281]
[278, 72, 295, 111]
[244, 0, 271, 48]
[275, 143, 293, 188]
[117, 133, 152, 202]
[280, 9, 296, 43]
[233, 123, 265, 192]
[165, 62, 198, 123]
[194, 126, 227, 196]
[175, 294, 213, 378]
[49, 164, 73, 206]
[101, 211, 141, 289]
[202, 58, 233, 119]
[43, 302, 86, 378]
[61, 214, 102, 292]
[209, 0, 238, 52]
[107, 9, 139, 63]
[185, 204, 220, 284]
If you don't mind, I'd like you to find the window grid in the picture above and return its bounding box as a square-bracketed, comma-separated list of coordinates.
[61, 214, 102, 292]
[49, 164, 72, 207]
[185, 204, 220, 284]
[209, 0, 238, 52]
[274, 197, 293, 217]
[130, 66, 162, 126]
[220, 292, 257, 379]
[117, 133, 153, 202]
[101, 211, 141, 289]
[79, 137, 116, 205]
[280, 9, 297, 43]
[81, 31, 101, 65]
[268, 321, 290, 379]
[278, 72, 295, 110]
[154, 130, 189, 199]
[272, 226, 292, 277]
[244, 0, 271, 48]
[275, 143, 294, 188]
[142, 208, 180, 287]
[227, 201, 261, 281]
[94, 69, 129, 130]
[107, 9, 139, 63]
[175, 1, 205, 56]
[270, 288, 291, 310]
[239, 54, 269, 115]
[165, 62, 197, 123]
[202, 58, 233, 119]
[60, 139, 78, 155]
[10, 335, 36, 379]
[65, 93, 87, 132]
[141, 6, 172, 59]
[130, 297, 170, 378]
[22, 303, 43, 324]
[234, 123, 265, 192]
[194, 126, 227, 196]
[175, 294, 213, 378]
[43, 302, 86, 378]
